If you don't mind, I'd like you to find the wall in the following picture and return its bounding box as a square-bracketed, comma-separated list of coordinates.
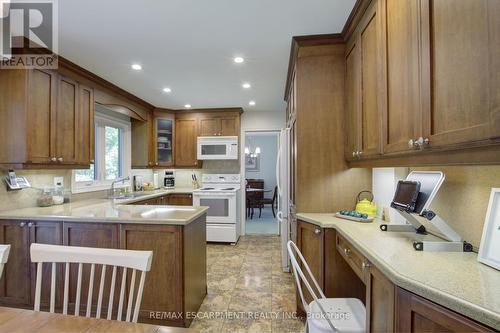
[241, 111, 285, 131]
[373, 166, 500, 249]
[245, 133, 279, 199]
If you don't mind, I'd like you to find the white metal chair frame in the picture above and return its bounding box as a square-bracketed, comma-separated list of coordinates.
[30, 243, 153, 323]
[287, 240, 337, 332]
[0, 244, 11, 279]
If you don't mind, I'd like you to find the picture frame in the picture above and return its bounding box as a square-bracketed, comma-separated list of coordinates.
[245, 155, 260, 172]
[478, 188, 500, 271]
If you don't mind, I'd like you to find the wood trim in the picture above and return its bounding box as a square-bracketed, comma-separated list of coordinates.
[171, 107, 243, 115]
[96, 102, 147, 121]
[341, 0, 374, 41]
[284, 34, 344, 101]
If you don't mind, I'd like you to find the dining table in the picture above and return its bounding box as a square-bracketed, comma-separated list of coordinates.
[0, 306, 199, 333]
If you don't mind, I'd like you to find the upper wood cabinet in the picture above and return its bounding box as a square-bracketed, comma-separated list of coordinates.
[131, 115, 153, 168]
[0, 69, 94, 168]
[345, 0, 382, 161]
[199, 113, 240, 136]
[152, 112, 175, 168]
[175, 116, 199, 167]
[420, 0, 500, 148]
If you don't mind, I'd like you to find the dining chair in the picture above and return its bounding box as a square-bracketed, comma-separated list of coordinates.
[0, 244, 11, 279]
[258, 186, 278, 218]
[30, 243, 153, 323]
[287, 240, 365, 333]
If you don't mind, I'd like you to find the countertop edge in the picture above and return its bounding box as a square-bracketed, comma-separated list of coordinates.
[296, 213, 500, 330]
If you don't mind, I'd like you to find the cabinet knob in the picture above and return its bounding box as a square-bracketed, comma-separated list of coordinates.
[57, 157, 63, 162]
[90, 160, 95, 164]
[414, 137, 429, 148]
[50, 157, 57, 162]
[28, 222, 34, 228]
[155, 163, 159, 166]
[362, 260, 371, 270]
[408, 139, 415, 148]
[314, 228, 321, 235]
[344, 248, 351, 256]
[358, 151, 363, 158]
[352, 151, 356, 158]
[19, 222, 26, 227]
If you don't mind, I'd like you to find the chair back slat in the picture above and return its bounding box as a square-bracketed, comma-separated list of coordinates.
[50, 263, 56, 313]
[75, 263, 83, 316]
[125, 269, 137, 322]
[117, 267, 127, 321]
[96, 264, 107, 319]
[63, 263, 69, 315]
[85, 264, 95, 317]
[0, 244, 11, 279]
[30, 244, 152, 323]
[107, 266, 117, 320]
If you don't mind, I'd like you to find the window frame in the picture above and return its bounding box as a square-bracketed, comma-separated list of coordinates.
[71, 112, 131, 194]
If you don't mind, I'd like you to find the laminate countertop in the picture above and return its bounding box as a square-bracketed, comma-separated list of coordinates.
[297, 213, 500, 330]
[0, 188, 207, 225]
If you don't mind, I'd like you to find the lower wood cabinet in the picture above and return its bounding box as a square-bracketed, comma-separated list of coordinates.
[129, 193, 193, 206]
[296, 219, 495, 332]
[0, 217, 206, 327]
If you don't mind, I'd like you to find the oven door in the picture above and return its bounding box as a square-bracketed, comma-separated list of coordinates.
[193, 192, 236, 224]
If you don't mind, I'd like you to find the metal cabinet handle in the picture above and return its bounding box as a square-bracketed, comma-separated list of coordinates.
[19, 222, 26, 227]
[352, 151, 356, 158]
[362, 260, 371, 270]
[344, 248, 351, 256]
[358, 151, 363, 158]
[28, 222, 34, 228]
[57, 157, 63, 162]
[408, 139, 415, 148]
[50, 157, 57, 162]
[314, 228, 321, 235]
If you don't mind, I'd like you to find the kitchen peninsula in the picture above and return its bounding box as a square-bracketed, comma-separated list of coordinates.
[0, 190, 207, 328]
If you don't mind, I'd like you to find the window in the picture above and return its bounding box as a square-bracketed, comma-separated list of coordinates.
[72, 112, 131, 193]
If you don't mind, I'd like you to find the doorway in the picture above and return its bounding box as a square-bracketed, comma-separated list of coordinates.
[243, 131, 280, 235]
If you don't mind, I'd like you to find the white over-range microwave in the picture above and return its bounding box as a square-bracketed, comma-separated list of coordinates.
[197, 136, 238, 160]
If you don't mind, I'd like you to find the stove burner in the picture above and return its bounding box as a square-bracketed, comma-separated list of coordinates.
[221, 188, 235, 191]
[199, 187, 215, 191]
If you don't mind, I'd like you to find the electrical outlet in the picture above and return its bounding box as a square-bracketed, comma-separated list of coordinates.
[54, 176, 64, 188]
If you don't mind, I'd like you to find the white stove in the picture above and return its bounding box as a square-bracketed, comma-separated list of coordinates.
[193, 174, 241, 243]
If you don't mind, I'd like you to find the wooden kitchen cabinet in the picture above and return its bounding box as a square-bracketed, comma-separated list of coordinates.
[0, 220, 62, 309]
[0, 69, 94, 168]
[175, 116, 199, 167]
[344, 0, 381, 161]
[153, 113, 175, 167]
[131, 115, 153, 168]
[396, 288, 495, 332]
[167, 193, 193, 206]
[366, 264, 395, 332]
[199, 113, 239, 136]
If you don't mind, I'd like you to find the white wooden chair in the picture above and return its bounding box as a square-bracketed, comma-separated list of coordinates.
[287, 240, 366, 333]
[0, 244, 11, 279]
[30, 243, 153, 323]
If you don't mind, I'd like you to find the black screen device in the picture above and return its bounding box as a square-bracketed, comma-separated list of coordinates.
[391, 180, 421, 212]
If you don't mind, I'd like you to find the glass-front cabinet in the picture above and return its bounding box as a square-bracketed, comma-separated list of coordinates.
[154, 116, 174, 167]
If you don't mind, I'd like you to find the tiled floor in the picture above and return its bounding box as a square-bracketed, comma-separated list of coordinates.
[190, 235, 305, 333]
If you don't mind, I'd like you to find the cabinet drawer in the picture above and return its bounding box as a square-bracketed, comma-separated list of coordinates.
[336, 234, 366, 281]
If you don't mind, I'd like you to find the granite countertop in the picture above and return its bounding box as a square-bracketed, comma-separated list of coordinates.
[297, 213, 500, 330]
[0, 188, 207, 225]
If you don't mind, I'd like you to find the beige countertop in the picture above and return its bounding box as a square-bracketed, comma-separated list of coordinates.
[297, 213, 500, 330]
[0, 188, 207, 225]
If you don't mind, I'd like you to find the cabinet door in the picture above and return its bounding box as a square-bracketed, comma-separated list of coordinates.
[154, 117, 174, 167]
[175, 118, 199, 167]
[344, 40, 361, 161]
[29, 221, 63, 310]
[167, 193, 193, 206]
[0, 220, 31, 307]
[55, 75, 79, 164]
[366, 264, 395, 332]
[396, 288, 495, 332]
[421, 0, 500, 147]
[296, 220, 324, 313]
[199, 118, 220, 136]
[359, 2, 381, 158]
[220, 116, 239, 136]
[380, 0, 421, 153]
[131, 116, 153, 168]
[26, 69, 57, 164]
[76, 84, 94, 165]
[120, 224, 183, 324]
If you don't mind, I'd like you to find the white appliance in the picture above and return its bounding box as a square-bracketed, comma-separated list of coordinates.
[197, 136, 238, 160]
[193, 174, 241, 243]
[277, 128, 292, 272]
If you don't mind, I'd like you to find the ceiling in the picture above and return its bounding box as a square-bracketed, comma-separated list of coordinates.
[58, 0, 356, 112]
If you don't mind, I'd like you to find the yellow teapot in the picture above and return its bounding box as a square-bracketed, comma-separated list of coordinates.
[355, 191, 377, 217]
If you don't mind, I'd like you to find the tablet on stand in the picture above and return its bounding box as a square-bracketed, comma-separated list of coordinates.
[380, 171, 473, 252]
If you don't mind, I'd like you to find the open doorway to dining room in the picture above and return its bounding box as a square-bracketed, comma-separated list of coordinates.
[243, 131, 280, 235]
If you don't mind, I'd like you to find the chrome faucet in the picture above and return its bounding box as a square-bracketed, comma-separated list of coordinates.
[110, 176, 130, 198]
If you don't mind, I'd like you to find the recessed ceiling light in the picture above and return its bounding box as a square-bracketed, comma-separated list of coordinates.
[249, 101, 256, 106]
[242, 83, 251, 89]
[184, 104, 192, 109]
[234, 57, 244, 64]
[131, 63, 142, 71]
[163, 87, 172, 93]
